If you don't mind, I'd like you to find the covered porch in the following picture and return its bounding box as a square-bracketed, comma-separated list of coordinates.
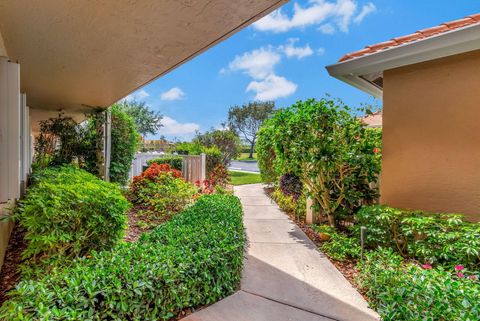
[0, 0, 287, 269]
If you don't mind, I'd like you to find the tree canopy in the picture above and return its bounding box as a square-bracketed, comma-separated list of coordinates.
[118, 100, 163, 138]
[227, 101, 275, 158]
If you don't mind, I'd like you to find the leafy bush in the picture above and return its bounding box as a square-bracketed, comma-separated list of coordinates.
[130, 163, 196, 221]
[257, 98, 382, 226]
[146, 156, 183, 170]
[16, 166, 129, 273]
[356, 205, 480, 268]
[0, 195, 245, 320]
[280, 173, 303, 201]
[311, 225, 360, 261]
[270, 188, 306, 221]
[357, 248, 480, 321]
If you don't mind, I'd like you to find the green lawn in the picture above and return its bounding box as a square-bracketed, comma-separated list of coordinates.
[229, 170, 262, 185]
[235, 152, 257, 161]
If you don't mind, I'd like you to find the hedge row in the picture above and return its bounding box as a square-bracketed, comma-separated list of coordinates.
[0, 194, 245, 320]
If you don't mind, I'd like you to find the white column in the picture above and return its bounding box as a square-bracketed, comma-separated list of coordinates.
[0, 57, 21, 202]
[104, 110, 111, 182]
[200, 153, 206, 182]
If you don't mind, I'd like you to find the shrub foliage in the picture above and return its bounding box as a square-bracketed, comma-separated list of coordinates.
[257, 98, 382, 226]
[356, 205, 480, 268]
[146, 156, 183, 170]
[0, 195, 245, 321]
[129, 163, 196, 221]
[16, 166, 129, 272]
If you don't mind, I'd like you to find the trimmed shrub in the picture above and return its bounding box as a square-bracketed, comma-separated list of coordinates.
[357, 248, 480, 321]
[146, 156, 183, 170]
[356, 205, 480, 268]
[0, 195, 245, 321]
[130, 163, 196, 221]
[16, 166, 129, 273]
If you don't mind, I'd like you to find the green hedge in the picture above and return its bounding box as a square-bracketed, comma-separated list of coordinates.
[17, 166, 129, 275]
[356, 205, 480, 268]
[0, 195, 245, 320]
[146, 156, 183, 170]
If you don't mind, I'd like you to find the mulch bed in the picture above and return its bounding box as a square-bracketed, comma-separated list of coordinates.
[0, 224, 27, 305]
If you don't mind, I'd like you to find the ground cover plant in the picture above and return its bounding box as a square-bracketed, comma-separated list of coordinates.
[0, 194, 245, 320]
[15, 166, 129, 276]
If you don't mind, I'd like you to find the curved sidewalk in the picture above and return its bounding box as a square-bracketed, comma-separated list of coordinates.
[184, 184, 379, 321]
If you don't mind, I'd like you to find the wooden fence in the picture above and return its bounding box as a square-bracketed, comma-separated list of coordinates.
[128, 153, 206, 184]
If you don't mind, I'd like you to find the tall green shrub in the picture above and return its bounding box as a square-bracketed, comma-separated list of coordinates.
[257, 98, 382, 226]
[16, 166, 129, 274]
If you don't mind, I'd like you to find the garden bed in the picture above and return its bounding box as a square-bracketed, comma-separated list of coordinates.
[0, 194, 245, 320]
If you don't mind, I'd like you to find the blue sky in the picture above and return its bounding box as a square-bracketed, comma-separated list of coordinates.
[124, 0, 480, 141]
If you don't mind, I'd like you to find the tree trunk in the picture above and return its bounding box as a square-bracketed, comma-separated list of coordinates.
[249, 142, 255, 159]
[327, 213, 335, 227]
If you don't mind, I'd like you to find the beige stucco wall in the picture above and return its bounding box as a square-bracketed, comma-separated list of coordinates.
[381, 50, 480, 221]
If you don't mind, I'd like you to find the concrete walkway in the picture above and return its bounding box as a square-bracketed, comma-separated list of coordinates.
[184, 184, 379, 321]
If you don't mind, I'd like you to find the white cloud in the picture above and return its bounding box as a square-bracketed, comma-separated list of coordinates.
[247, 75, 297, 101]
[280, 38, 314, 59]
[253, 0, 374, 33]
[160, 116, 199, 135]
[354, 2, 376, 23]
[318, 23, 336, 34]
[317, 47, 326, 55]
[160, 87, 185, 101]
[228, 47, 281, 79]
[123, 89, 149, 102]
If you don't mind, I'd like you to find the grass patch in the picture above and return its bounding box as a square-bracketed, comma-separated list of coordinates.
[235, 153, 257, 161]
[229, 170, 262, 185]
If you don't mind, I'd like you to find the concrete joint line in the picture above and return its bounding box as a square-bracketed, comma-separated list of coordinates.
[239, 290, 339, 321]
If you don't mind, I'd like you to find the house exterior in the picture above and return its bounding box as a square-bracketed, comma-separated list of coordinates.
[0, 0, 287, 270]
[327, 14, 480, 222]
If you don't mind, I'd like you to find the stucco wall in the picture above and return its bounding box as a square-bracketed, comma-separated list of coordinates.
[381, 50, 480, 221]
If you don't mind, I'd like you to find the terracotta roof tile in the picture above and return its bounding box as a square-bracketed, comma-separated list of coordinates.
[339, 13, 480, 62]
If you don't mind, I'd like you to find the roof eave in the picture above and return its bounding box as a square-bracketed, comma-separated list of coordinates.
[326, 22, 480, 100]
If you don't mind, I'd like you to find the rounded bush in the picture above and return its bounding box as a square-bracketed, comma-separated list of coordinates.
[18, 166, 129, 267]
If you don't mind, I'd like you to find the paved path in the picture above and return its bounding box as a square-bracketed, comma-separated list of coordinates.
[229, 160, 259, 173]
[184, 184, 379, 321]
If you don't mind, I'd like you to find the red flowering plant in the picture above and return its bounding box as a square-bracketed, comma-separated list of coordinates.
[129, 163, 196, 223]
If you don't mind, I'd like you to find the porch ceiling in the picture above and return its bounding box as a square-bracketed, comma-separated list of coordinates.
[0, 0, 286, 114]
